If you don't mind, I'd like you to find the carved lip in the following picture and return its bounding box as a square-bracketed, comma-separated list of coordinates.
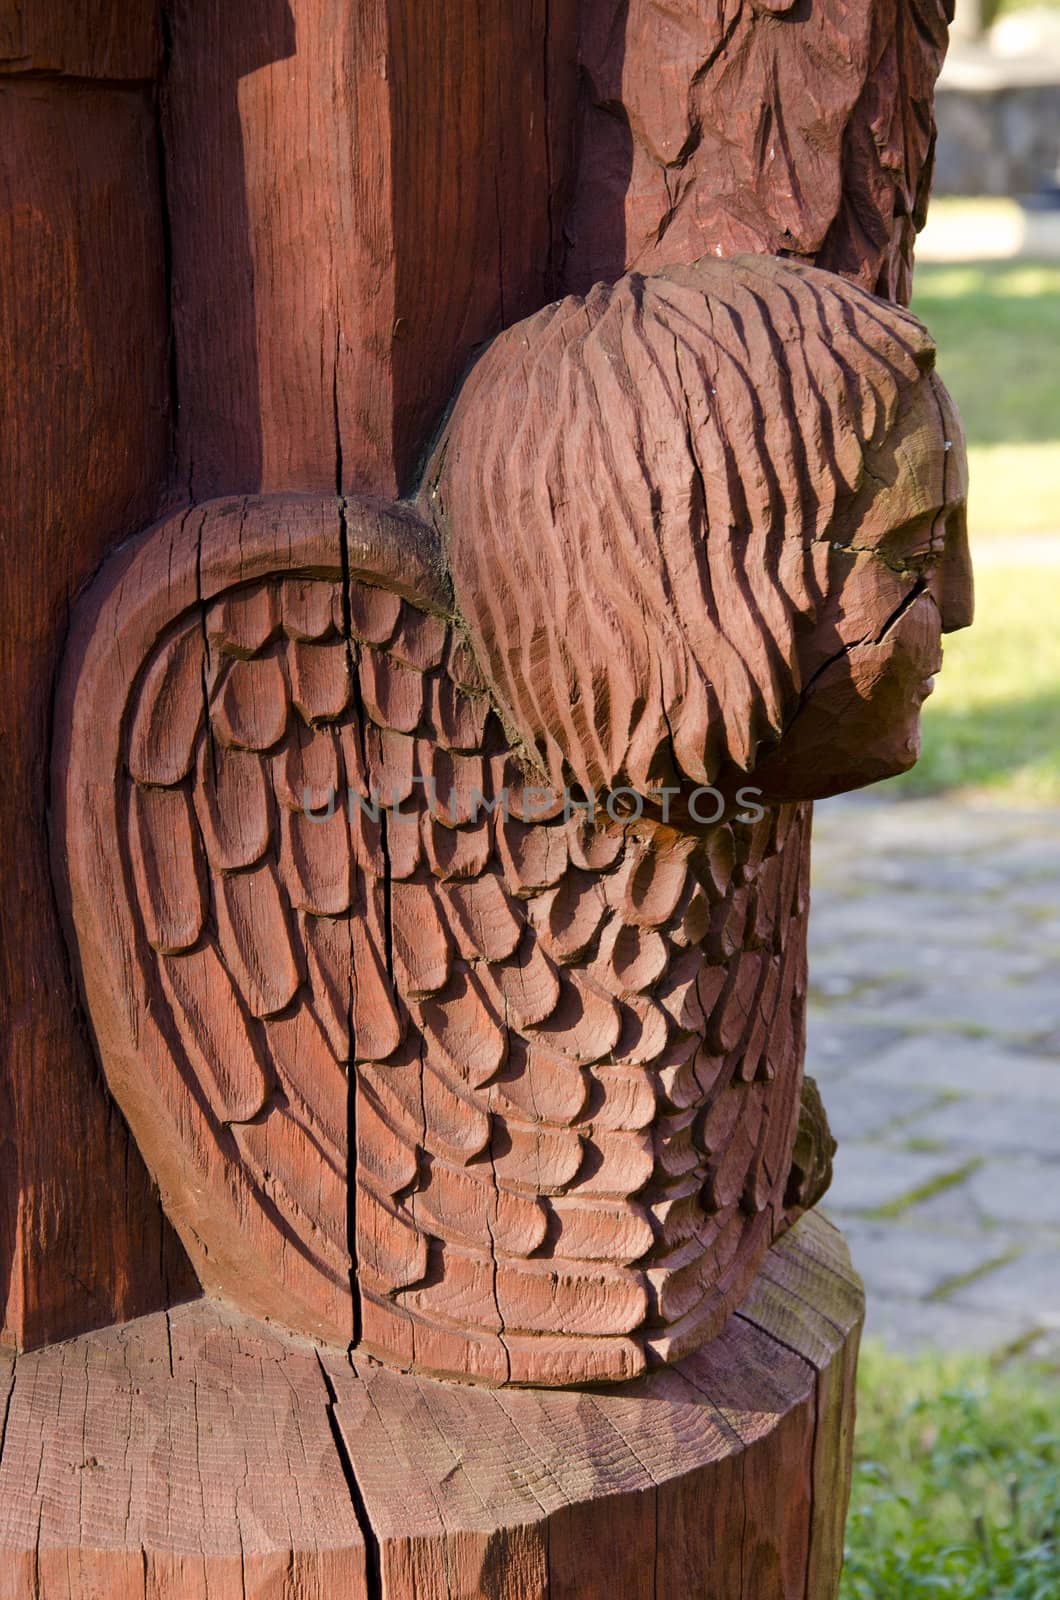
[916, 651, 944, 700]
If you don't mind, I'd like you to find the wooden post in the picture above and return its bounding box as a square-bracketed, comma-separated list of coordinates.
[0, 1214, 861, 1600]
[1, 2, 962, 1595]
[0, 0, 196, 1351]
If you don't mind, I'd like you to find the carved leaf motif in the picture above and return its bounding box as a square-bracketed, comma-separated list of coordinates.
[566, 0, 951, 303]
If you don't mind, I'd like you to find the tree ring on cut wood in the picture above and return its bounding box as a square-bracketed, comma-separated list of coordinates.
[0, 1212, 861, 1600]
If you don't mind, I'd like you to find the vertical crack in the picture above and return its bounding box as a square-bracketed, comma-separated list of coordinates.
[32, 1501, 43, 1599]
[737, 1449, 749, 1598]
[315, 1351, 384, 1600]
[192, 506, 219, 789]
[237, 1526, 248, 1600]
[338, 501, 363, 1348]
[333, 327, 345, 497]
[801, 1355, 826, 1600]
[379, 810, 395, 985]
[485, 1008, 513, 1384]
[0, 1362, 16, 1469]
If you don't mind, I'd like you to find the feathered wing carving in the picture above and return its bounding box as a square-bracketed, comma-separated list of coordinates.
[55, 495, 446, 1344]
[55, 492, 810, 1380]
[356, 749, 810, 1386]
[53, 249, 966, 1383]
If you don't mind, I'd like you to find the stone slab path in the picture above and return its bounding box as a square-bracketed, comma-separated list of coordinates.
[809, 794, 1060, 1361]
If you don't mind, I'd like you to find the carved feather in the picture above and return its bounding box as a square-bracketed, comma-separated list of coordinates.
[61, 495, 816, 1378]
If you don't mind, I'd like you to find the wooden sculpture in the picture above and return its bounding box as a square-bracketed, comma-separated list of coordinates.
[1, 0, 956, 1362]
[54, 255, 970, 1387]
[1, 0, 967, 1591]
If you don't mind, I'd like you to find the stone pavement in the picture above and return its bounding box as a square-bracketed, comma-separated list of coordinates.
[808, 794, 1060, 1361]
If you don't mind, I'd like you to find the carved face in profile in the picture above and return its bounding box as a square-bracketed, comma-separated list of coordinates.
[751, 358, 972, 800]
[433, 253, 973, 815]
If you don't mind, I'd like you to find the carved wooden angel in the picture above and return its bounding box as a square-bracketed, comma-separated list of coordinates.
[53, 255, 971, 1385]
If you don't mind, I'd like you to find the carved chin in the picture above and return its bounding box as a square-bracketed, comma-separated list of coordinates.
[748, 596, 942, 803]
[752, 683, 925, 802]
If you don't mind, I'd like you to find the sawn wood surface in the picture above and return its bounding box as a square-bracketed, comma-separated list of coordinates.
[0, 1211, 863, 1600]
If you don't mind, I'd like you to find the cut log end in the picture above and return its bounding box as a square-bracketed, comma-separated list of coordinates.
[0, 1210, 861, 1600]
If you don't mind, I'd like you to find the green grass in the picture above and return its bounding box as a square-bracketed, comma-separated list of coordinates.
[912, 262, 1060, 450]
[886, 560, 1060, 802]
[963, 445, 1060, 542]
[874, 257, 1060, 801]
[842, 1345, 1060, 1600]
[910, 262, 1060, 538]
[996, 0, 1060, 13]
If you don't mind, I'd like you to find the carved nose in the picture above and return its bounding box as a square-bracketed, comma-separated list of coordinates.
[932, 505, 974, 633]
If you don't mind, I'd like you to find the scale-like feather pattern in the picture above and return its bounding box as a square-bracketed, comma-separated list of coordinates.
[116, 565, 810, 1384]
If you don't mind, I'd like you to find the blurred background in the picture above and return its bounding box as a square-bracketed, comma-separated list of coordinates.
[821, 5, 1060, 1593]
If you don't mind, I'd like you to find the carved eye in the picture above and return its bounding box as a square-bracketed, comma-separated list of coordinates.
[882, 509, 947, 576]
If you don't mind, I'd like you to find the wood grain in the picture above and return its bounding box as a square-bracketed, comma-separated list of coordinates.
[55, 492, 820, 1378]
[563, 0, 952, 305]
[432, 252, 971, 810]
[0, 1213, 863, 1600]
[387, 0, 578, 490]
[161, 0, 579, 501]
[56, 231, 972, 1379]
[10, 0, 957, 1361]
[0, 1, 159, 81]
[0, 1301, 367, 1599]
[0, 77, 193, 1351]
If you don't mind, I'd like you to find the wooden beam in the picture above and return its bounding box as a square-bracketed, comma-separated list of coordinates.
[0, 1, 160, 81]
[162, 0, 579, 501]
[0, 76, 193, 1350]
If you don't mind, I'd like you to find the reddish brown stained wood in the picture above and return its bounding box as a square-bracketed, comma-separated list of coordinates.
[432, 254, 972, 814]
[327, 1211, 862, 1600]
[0, 1193, 858, 1600]
[387, 0, 579, 490]
[563, 0, 952, 305]
[59, 490, 808, 1371]
[8, 0, 967, 1376]
[0, 1, 160, 81]
[161, 0, 579, 501]
[740, 1217, 864, 1598]
[20, 0, 958, 1393]
[53, 500, 357, 1345]
[160, 0, 381, 499]
[0, 1302, 367, 1600]
[0, 78, 193, 1351]
[56, 322, 968, 1377]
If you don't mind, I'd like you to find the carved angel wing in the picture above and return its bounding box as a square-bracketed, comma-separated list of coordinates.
[357, 776, 812, 1386]
[55, 492, 810, 1382]
[54, 495, 445, 1342]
